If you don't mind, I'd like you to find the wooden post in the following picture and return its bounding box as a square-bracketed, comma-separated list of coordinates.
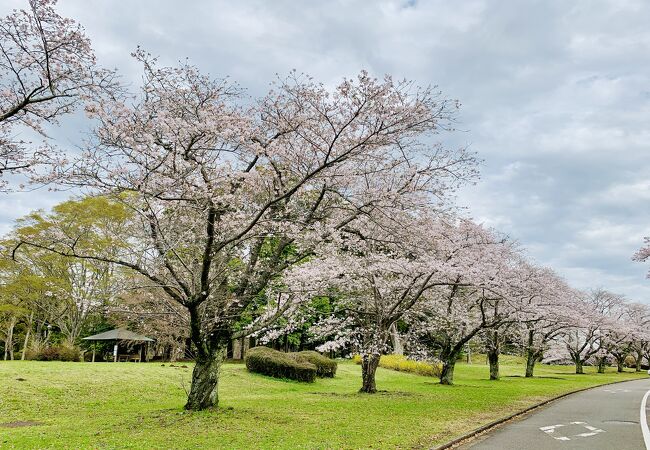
[113, 343, 118, 362]
[92, 346, 96, 363]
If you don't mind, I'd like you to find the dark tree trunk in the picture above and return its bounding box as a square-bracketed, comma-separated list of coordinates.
[636, 351, 643, 372]
[525, 351, 537, 378]
[360, 354, 381, 393]
[575, 359, 584, 374]
[524, 330, 537, 378]
[184, 302, 228, 411]
[440, 358, 457, 385]
[185, 347, 225, 410]
[597, 357, 606, 374]
[488, 349, 499, 380]
[616, 357, 625, 373]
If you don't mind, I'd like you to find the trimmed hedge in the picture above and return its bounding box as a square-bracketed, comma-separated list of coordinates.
[293, 351, 337, 378]
[245, 347, 316, 382]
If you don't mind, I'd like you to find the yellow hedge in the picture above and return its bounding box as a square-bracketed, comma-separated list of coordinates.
[353, 354, 442, 378]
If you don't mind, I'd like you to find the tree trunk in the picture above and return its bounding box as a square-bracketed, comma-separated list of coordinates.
[575, 360, 584, 374]
[360, 354, 380, 393]
[232, 338, 242, 360]
[390, 323, 403, 355]
[184, 347, 225, 410]
[637, 351, 643, 372]
[616, 358, 624, 373]
[440, 358, 457, 385]
[488, 349, 499, 380]
[4, 317, 16, 361]
[597, 357, 606, 374]
[525, 351, 537, 378]
[21, 312, 34, 361]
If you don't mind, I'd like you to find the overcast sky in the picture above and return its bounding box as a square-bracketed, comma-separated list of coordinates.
[1, 0, 649, 300]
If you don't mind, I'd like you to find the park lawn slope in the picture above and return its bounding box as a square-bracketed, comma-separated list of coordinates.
[0, 360, 645, 449]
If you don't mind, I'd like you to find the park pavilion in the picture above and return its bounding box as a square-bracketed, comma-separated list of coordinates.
[82, 328, 154, 362]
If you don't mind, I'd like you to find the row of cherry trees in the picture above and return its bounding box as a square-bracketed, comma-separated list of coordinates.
[1, 0, 649, 410]
[258, 216, 650, 392]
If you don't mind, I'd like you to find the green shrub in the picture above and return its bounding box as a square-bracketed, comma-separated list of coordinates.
[29, 345, 81, 362]
[245, 347, 316, 382]
[293, 351, 337, 377]
[353, 354, 442, 377]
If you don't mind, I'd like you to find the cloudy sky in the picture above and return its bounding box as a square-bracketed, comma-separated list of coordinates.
[1, 0, 649, 300]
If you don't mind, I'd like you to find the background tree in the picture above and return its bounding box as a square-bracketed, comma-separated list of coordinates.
[562, 289, 619, 374]
[285, 214, 459, 393]
[0, 0, 114, 187]
[633, 238, 650, 277]
[405, 220, 523, 385]
[626, 302, 650, 371]
[12, 196, 129, 346]
[516, 268, 578, 377]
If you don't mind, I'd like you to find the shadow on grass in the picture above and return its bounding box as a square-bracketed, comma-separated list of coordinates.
[0, 421, 43, 428]
[505, 375, 567, 380]
[311, 390, 416, 397]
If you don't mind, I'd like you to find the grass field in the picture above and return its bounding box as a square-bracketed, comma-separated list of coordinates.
[0, 358, 646, 449]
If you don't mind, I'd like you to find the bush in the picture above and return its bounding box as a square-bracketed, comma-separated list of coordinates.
[353, 354, 442, 378]
[625, 355, 637, 368]
[245, 346, 316, 382]
[29, 345, 81, 362]
[292, 351, 337, 377]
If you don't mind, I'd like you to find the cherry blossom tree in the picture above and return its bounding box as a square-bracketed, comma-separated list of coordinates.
[626, 302, 650, 371]
[477, 261, 552, 381]
[16, 52, 477, 409]
[599, 300, 646, 373]
[404, 220, 525, 385]
[0, 0, 114, 188]
[633, 238, 650, 277]
[562, 289, 619, 374]
[281, 214, 463, 393]
[516, 268, 580, 377]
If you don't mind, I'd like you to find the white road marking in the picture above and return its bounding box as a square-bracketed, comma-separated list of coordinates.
[539, 421, 605, 442]
[640, 389, 650, 450]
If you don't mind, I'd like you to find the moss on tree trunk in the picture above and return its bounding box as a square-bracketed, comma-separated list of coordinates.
[440, 359, 456, 385]
[185, 347, 225, 410]
[525, 351, 537, 378]
[360, 354, 380, 393]
[488, 349, 499, 380]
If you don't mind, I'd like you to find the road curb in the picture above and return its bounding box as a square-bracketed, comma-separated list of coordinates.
[433, 375, 648, 449]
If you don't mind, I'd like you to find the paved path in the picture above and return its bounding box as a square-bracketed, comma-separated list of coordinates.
[464, 378, 650, 450]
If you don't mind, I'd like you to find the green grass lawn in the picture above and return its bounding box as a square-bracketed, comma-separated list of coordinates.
[0, 358, 646, 449]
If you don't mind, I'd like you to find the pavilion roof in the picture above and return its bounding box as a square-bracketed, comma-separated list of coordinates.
[82, 328, 154, 342]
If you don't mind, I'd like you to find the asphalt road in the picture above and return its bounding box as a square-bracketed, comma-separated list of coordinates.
[463, 378, 650, 450]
